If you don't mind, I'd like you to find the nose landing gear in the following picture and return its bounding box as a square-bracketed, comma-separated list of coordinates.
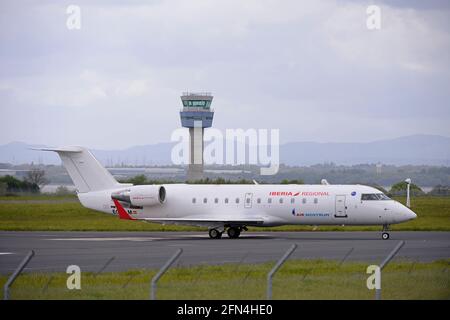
[381, 224, 390, 240]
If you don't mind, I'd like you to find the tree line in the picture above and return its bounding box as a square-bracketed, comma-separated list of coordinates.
[0, 169, 48, 195]
[120, 175, 449, 196]
[1, 171, 448, 196]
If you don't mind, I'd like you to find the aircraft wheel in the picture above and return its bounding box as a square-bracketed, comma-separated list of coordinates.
[209, 229, 222, 239]
[227, 227, 241, 239]
[382, 232, 390, 240]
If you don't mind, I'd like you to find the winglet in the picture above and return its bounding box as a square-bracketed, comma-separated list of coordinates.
[112, 199, 135, 220]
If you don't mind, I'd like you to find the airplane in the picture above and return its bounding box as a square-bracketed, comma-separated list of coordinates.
[37, 146, 417, 240]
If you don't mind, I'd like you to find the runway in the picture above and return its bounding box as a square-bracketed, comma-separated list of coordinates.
[0, 231, 449, 274]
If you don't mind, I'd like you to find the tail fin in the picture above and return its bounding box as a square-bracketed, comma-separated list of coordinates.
[35, 146, 124, 193]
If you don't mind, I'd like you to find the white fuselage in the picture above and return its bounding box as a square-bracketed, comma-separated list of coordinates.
[78, 184, 417, 228]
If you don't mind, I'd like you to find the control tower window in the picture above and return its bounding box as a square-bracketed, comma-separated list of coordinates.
[193, 101, 205, 107]
[184, 100, 208, 108]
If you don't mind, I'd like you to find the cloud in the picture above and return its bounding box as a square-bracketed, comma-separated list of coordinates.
[323, 2, 450, 73]
[0, 0, 449, 148]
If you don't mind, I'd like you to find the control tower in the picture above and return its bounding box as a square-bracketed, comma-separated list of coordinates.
[179, 92, 214, 181]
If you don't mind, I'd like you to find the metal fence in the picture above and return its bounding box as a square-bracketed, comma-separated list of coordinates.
[3, 240, 445, 300]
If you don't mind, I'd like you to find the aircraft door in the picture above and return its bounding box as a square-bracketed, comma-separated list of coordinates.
[244, 193, 253, 208]
[334, 195, 348, 218]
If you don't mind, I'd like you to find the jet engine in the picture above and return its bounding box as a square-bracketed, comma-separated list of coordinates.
[111, 185, 166, 207]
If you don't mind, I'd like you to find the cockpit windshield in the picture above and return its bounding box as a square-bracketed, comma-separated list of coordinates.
[361, 193, 391, 201]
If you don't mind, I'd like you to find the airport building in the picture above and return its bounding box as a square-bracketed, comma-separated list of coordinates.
[179, 92, 214, 181]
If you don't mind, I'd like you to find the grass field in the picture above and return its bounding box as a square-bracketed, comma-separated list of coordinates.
[0, 194, 77, 201]
[0, 202, 201, 231]
[0, 259, 448, 300]
[0, 195, 449, 231]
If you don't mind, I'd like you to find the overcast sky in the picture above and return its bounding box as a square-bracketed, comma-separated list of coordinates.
[0, 0, 449, 149]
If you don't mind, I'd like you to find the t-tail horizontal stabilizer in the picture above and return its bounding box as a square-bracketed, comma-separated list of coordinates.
[33, 146, 127, 193]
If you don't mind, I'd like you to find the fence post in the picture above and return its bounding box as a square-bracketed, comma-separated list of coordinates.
[3, 250, 35, 300]
[150, 248, 183, 300]
[95, 256, 115, 277]
[267, 244, 297, 300]
[376, 241, 405, 300]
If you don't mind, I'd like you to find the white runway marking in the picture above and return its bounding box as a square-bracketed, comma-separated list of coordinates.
[47, 237, 164, 242]
[45, 233, 273, 242]
[0, 252, 13, 255]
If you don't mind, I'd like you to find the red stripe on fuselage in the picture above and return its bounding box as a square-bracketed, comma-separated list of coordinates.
[112, 199, 135, 220]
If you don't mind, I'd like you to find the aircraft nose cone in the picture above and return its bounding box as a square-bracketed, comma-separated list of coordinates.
[395, 201, 417, 222]
[405, 208, 417, 221]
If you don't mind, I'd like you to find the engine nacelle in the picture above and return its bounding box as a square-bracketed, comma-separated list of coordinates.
[111, 185, 166, 207]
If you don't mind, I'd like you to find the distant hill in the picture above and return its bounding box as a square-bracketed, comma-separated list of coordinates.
[0, 142, 174, 166]
[0, 134, 449, 166]
[280, 135, 450, 166]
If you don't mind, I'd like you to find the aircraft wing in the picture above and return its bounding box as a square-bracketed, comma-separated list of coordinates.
[139, 217, 264, 226]
[112, 199, 264, 226]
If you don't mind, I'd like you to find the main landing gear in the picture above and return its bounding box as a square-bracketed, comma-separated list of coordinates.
[208, 228, 222, 239]
[208, 226, 246, 239]
[381, 224, 390, 240]
[227, 227, 241, 239]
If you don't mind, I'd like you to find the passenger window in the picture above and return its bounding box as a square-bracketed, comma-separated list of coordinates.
[203, 198, 207, 204]
[246, 198, 250, 203]
[224, 198, 229, 204]
[302, 198, 307, 204]
[236, 198, 240, 204]
[290, 198, 295, 204]
[279, 198, 283, 204]
[314, 198, 318, 204]
[192, 198, 196, 204]
[268, 198, 272, 204]
[214, 198, 218, 204]
[257, 198, 261, 204]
